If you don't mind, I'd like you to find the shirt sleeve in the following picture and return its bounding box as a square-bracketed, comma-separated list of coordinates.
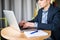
[34, 22, 38, 27]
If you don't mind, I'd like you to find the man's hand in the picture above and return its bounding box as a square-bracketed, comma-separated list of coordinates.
[19, 20, 26, 26]
[23, 22, 35, 28]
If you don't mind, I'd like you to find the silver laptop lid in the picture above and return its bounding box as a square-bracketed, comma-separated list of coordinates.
[3, 10, 20, 31]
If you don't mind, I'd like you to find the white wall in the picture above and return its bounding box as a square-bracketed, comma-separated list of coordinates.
[14, 0, 22, 23]
[26, 0, 32, 21]
[23, 0, 34, 21]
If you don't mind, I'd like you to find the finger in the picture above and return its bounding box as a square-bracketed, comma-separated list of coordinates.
[23, 24, 28, 28]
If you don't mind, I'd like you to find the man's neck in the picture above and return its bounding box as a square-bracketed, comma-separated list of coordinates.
[43, 4, 50, 11]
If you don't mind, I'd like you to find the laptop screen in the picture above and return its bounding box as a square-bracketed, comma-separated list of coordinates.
[3, 10, 20, 31]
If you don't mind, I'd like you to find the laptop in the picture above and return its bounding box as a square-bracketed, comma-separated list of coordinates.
[3, 10, 20, 31]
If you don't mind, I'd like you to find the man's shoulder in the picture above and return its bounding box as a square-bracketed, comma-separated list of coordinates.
[51, 6, 60, 16]
[50, 5, 60, 14]
[53, 5, 60, 11]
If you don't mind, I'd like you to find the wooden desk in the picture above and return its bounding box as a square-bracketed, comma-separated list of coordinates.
[1, 27, 51, 40]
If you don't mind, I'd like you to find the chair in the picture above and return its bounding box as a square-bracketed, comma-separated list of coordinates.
[0, 18, 8, 29]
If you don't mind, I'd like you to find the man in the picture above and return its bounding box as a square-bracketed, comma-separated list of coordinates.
[19, 0, 60, 40]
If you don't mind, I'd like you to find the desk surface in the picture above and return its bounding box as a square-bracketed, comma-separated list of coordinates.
[1, 27, 51, 40]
